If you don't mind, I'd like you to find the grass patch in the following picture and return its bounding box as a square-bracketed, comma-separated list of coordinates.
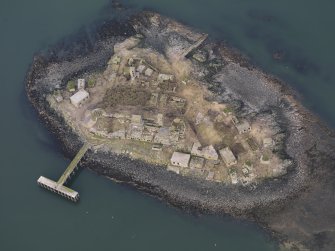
[67, 80, 76, 91]
[101, 87, 150, 108]
[262, 155, 270, 161]
[88, 78, 95, 88]
[223, 107, 233, 114]
[245, 160, 252, 167]
[228, 168, 237, 175]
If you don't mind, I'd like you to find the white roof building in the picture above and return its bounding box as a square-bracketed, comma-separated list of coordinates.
[158, 73, 174, 82]
[171, 152, 191, 168]
[219, 147, 237, 167]
[77, 79, 86, 90]
[70, 90, 89, 108]
[230, 172, 239, 184]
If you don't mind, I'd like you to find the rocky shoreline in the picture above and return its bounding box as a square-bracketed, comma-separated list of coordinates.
[26, 10, 335, 251]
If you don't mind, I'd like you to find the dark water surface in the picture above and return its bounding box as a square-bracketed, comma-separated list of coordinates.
[0, 0, 334, 250]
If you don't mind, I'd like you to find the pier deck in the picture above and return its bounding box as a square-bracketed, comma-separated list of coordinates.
[37, 176, 79, 202]
[37, 143, 90, 202]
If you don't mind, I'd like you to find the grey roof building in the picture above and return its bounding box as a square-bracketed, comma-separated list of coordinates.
[219, 147, 237, 167]
[70, 89, 89, 108]
[235, 121, 251, 134]
[191, 142, 218, 160]
[154, 127, 170, 145]
[189, 156, 205, 169]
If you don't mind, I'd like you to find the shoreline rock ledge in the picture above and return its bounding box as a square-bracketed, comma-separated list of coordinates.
[26, 10, 335, 251]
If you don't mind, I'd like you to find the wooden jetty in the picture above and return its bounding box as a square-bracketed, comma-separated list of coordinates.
[37, 143, 90, 202]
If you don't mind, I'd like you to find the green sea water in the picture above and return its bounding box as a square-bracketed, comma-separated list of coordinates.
[0, 0, 334, 250]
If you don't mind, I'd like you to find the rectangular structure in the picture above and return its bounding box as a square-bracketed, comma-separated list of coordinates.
[171, 152, 191, 168]
[154, 127, 170, 145]
[77, 79, 86, 90]
[37, 176, 79, 202]
[219, 147, 237, 167]
[235, 121, 251, 134]
[191, 142, 218, 160]
[131, 114, 143, 124]
[158, 73, 174, 82]
[189, 156, 205, 169]
[70, 90, 89, 108]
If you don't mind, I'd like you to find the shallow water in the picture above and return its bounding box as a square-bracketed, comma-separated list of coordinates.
[0, 0, 334, 250]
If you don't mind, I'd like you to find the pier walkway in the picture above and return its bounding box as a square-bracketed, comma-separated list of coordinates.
[57, 143, 90, 186]
[37, 143, 90, 202]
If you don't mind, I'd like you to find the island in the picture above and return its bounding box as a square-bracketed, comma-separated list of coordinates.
[26, 10, 335, 251]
